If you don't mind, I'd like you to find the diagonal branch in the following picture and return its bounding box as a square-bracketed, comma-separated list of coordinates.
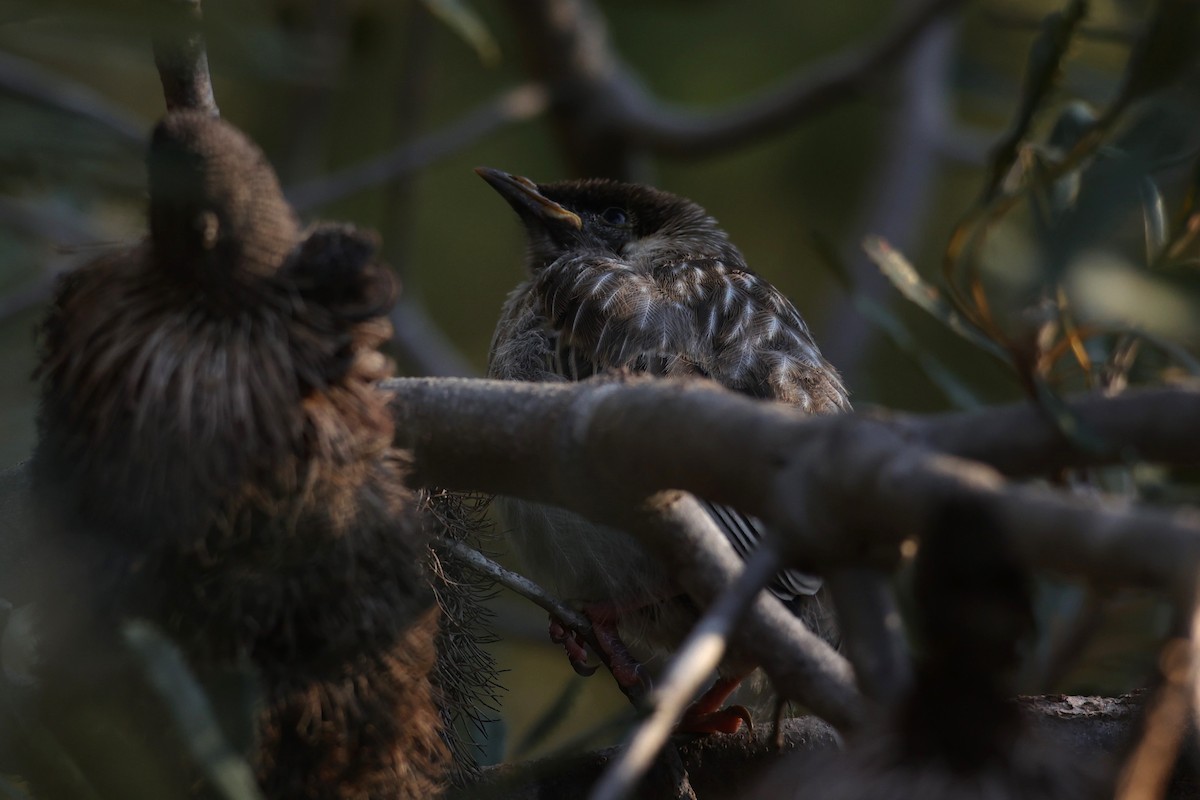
[0, 50, 145, 145]
[615, 0, 970, 157]
[286, 84, 548, 211]
[499, 0, 969, 175]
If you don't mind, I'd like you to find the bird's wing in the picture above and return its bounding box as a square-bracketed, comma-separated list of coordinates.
[702, 500, 823, 600]
[534, 254, 848, 603]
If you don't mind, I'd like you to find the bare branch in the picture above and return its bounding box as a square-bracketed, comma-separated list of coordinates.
[499, 0, 969, 174]
[387, 377, 1200, 600]
[152, 0, 218, 116]
[904, 385, 1200, 477]
[589, 527, 783, 800]
[439, 538, 590, 636]
[616, 0, 970, 157]
[821, 2, 957, 382]
[286, 84, 548, 212]
[0, 51, 145, 145]
[824, 568, 911, 705]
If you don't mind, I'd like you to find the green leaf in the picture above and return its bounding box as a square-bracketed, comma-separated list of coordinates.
[808, 231, 983, 410]
[853, 296, 984, 410]
[420, 0, 501, 66]
[513, 675, 585, 758]
[123, 622, 265, 800]
[1126, 327, 1200, 376]
[981, 0, 1090, 204]
[863, 236, 1011, 363]
[1141, 176, 1169, 265]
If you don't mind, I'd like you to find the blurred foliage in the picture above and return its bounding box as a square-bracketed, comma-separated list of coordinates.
[1, 0, 1200, 793]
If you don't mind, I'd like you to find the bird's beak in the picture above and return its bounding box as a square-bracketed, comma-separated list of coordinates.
[475, 167, 582, 230]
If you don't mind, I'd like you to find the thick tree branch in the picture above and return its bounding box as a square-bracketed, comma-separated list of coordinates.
[7, 379, 1200, 724]
[903, 385, 1200, 477]
[387, 377, 1200, 601]
[615, 0, 969, 157]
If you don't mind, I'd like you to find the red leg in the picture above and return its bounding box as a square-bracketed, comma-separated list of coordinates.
[546, 601, 657, 692]
[677, 675, 753, 735]
[549, 617, 596, 676]
[583, 604, 647, 691]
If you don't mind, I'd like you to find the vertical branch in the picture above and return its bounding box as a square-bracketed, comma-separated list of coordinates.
[497, 0, 644, 179]
[383, 2, 478, 378]
[152, 0, 218, 116]
[824, 567, 912, 705]
[820, 4, 957, 384]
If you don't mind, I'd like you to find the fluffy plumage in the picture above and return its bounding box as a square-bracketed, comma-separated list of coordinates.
[31, 111, 448, 799]
[481, 168, 845, 682]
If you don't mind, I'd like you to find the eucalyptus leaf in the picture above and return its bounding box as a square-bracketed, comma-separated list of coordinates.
[853, 296, 984, 410]
[123, 622, 264, 800]
[982, 0, 1090, 204]
[419, 0, 500, 66]
[1140, 176, 1168, 265]
[513, 675, 585, 758]
[863, 236, 1010, 363]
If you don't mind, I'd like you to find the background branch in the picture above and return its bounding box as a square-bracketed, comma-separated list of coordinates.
[498, 0, 968, 176]
[286, 84, 548, 212]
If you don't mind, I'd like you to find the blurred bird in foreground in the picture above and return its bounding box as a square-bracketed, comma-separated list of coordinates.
[30, 111, 448, 799]
[478, 168, 848, 733]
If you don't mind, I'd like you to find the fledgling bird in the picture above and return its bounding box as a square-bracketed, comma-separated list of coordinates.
[478, 168, 848, 731]
[30, 111, 449, 799]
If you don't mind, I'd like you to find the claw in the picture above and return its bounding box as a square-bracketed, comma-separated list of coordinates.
[550, 617, 597, 676]
[676, 704, 753, 736]
[674, 675, 752, 736]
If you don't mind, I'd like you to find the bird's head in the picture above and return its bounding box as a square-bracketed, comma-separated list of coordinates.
[476, 168, 741, 271]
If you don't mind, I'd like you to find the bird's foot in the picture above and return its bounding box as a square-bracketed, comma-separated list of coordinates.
[549, 617, 597, 677]
[547, 604, 650, 693]
[675, 675, 752, 735]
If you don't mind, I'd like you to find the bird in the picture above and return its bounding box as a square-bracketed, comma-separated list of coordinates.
[477, 167, 849, 733]
[29, 110, 449, 799]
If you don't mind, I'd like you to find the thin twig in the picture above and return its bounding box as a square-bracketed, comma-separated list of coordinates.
[821, 0, 957, 382]
[152, 0, 218, 116]
[286, 84, 548, 211]
[589, 536, 783, 800]
[440, 538, 591, 636]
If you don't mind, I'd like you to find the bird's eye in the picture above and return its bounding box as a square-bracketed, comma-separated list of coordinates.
[600, 207, 629, 227]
